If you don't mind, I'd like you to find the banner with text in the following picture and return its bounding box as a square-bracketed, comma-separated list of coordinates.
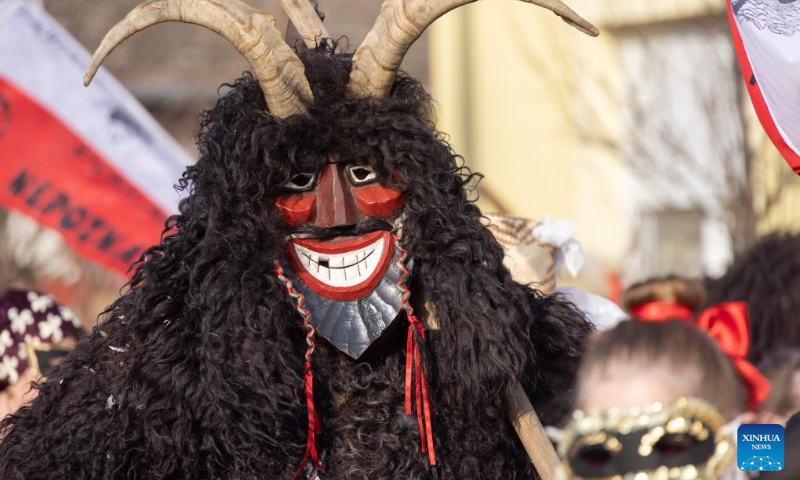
[0, 0, 192, 276]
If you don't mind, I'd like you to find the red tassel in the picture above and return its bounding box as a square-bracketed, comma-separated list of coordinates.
[405, 324, 414, 415]
[292, 361, 325, 480]
[404, 315, 436, 466]
[392, 234, 436, 467]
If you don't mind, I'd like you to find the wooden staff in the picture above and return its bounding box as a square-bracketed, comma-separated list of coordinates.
[507, 381, 562, 480]
[279, 0, 330, 49]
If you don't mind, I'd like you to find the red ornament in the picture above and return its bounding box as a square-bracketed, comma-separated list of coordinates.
[276, 193, 316, 226]
[352, 183, 405, 218]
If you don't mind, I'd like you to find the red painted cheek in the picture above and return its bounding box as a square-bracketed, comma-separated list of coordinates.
[352, 184, 404, 218]
[275, 193, 316, 226]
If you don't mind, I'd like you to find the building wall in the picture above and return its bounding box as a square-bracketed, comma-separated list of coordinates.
[429, 0, 800, 294]
[430, 2, 630, 293]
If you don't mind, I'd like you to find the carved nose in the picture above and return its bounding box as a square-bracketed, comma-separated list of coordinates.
[315, 163, 361, 228]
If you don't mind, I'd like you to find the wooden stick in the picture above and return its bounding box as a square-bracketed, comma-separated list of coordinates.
[279, 0, 329, 49]
[507, 381, 561, 480]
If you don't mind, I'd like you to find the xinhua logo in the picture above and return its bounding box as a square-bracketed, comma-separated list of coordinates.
[738, 424, 784, 472]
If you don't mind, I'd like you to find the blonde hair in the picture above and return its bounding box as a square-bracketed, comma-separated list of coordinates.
[622, 275, 706, 313]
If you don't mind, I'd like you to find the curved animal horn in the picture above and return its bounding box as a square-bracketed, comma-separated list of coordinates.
[348, 0, 600, 99]
[84, 0, 313, 119]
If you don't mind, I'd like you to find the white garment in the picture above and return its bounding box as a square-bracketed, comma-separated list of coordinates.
[556, 286, 628, 332]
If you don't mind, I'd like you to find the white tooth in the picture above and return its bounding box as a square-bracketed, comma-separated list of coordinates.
[330, 263, 346, 285]
[295, 246, 309, 268]
[319, 264, 330, 281]
[365, 249, 377, 272]
[342, 257, 350, 281]
[345, 263, 360, 280]
[332, 256, 345, 268]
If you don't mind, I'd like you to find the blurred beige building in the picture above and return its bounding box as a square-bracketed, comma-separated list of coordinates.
[430, 0, 800, 295]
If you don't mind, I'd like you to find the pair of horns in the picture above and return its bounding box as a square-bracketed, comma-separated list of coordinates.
[84, 0, 598, 119]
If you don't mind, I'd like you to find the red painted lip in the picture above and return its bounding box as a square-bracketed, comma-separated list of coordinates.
[287, 231, 396, 301]
[293, 230, 386, 254]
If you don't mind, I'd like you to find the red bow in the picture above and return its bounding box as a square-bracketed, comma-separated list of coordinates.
[695, 303, 771, 411]
[631, 301, 770, 411]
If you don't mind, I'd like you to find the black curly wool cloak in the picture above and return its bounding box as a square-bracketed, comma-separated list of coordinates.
[0, 50, 592, 479]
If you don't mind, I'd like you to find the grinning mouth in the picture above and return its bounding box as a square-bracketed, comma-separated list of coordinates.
[294, 237, 383, 288]
[286, 231, 396, 300]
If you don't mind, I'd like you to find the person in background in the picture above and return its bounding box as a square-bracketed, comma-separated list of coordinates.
[558, 273, 771, 480]
[559, 320, 746, 479]
[622, 274, 706, 321]
[620, 275, 770, 413]
[760, 411, 800, 480]
[757, 349, 800, 426]
[0, 290, 82, 418]
[706, 232, 800, 365]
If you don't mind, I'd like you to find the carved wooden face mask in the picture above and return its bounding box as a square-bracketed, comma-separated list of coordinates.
[275, 153, 407, 358]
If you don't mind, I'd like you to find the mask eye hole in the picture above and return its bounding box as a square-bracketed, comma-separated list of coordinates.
[654, 433, 695, 457]
[577, 445, 614, 467]
[284, 173, 316, 192]
[347, 165, 377, 185]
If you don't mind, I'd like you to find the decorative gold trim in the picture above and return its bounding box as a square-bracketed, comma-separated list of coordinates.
[559, 398, 735, 480]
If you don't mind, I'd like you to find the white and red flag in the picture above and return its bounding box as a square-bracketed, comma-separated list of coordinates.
[0, 0, 192, 277]
[728, 0, 800, 174]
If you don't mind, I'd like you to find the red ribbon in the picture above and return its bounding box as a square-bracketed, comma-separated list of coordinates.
[405, 314, 436, 466]
[292, 361, 325, 480]
[276, 260, 325, 479]
[629, 302, 694, 322]
[631, 301, 771, 411]
[694, 303, 771, 411]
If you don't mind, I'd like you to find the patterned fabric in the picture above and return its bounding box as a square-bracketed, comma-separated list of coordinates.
[0, 289, 82, 392]
[484, 214, 557, 293]
[484, 214, 584, 293]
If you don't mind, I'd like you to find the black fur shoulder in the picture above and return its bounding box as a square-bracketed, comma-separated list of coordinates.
[522, 288, 594, 426]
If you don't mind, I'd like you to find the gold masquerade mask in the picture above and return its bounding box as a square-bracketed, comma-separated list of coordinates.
[559, 398, 735, 480]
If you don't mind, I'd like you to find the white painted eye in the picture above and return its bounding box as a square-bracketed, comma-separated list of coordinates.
[284, 173, 316, 192]
[347, 165, 377, 186]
